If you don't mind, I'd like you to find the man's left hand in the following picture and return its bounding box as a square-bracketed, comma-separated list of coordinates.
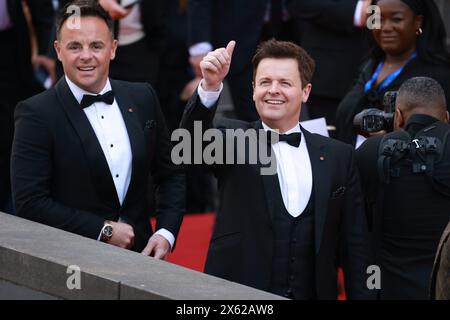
[141, 234, 170, 260]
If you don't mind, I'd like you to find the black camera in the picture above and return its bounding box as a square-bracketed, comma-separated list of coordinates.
[353, 91, 397, 134]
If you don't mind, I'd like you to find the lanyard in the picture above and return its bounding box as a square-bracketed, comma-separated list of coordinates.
[364, 52, 418, 93]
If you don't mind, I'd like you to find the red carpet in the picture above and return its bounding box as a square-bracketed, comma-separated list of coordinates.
[152, 212, 345, 299]
[152, 212, 215, 272]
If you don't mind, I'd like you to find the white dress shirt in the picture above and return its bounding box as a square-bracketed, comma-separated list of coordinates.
[65, 77, 174, 247]
[261, 123, 313, 217]
[198, 81, 313, 217]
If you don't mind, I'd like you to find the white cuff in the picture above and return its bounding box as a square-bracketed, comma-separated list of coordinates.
[197, 79, 223, 108]
[354, 0, 365, 27]
[155, 228, 175, 249]
[189, 42, 213, 56]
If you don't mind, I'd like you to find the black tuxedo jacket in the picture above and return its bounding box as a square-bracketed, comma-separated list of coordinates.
[181, 93, 374, 299]
[11, 78, 185, 252]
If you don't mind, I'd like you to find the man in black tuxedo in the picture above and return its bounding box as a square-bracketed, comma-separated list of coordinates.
[181, 39, 373, 299]
[11, 0, 185, 257]
[0, 0, 54, 214]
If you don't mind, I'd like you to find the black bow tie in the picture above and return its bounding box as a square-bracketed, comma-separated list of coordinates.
[80, 90, 114, 109]
[268, 131, 302, 147]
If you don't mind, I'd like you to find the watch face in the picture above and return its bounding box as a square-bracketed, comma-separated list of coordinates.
[103, 225, 113, 237]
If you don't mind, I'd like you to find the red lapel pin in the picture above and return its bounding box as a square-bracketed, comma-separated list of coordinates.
[128, 107, 133, 113]
[320, 156, 325, 161]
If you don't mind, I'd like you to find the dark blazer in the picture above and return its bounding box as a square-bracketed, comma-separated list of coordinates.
[180, 92, 373, 299]
[336, 58, 450, 144]
[187, 0, 268, 76]
[287, 0, 368, 99]
[11, 78, 185, 252]
[430, 220, 450, 300]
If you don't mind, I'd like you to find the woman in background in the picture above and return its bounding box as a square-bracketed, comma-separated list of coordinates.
[336, 0, 450, 145]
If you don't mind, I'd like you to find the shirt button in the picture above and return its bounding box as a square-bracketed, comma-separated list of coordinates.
[116, 174, 119, 178]
[101, 116, 104, 119]
[110, 144, 114, 148]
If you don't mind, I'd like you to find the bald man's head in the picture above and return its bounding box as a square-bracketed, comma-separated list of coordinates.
[394, 77, 448, 129]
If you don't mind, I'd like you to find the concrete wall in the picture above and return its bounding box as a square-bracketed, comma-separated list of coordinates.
[0, 212, 285, 300]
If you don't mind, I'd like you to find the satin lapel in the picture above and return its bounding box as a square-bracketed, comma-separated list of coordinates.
[252, 121, 277, 226]
[302, 127, 332, 254]
[110, 80, 146, 207]
[55, 78, 120, 208]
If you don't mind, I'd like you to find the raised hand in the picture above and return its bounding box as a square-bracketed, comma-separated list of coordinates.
[99, 0, 130, 20]
[200, 41, 236, 91]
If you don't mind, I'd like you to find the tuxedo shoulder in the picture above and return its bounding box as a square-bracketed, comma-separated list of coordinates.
[17, 88, 58, 113]
[215, 118, 253, 130]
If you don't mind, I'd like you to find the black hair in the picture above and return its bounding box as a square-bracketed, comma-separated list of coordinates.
[397, 76, 446, 112]
[252, 39, 316, 88]
[56, 0, 114, 39]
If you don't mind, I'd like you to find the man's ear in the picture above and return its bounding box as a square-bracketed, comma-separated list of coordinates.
[110, 39, 118, 60]
[444, 111, 449, 123]
[394, 108, 404, 130]
[301, 83, 312, 103]
[54, 40, 62, 62]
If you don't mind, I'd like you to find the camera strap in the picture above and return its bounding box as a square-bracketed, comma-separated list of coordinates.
[378, 122, 450, 196]
[377, 131, 410, 184]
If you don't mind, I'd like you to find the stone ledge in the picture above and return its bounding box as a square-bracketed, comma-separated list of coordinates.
[0, 212, 285, 300]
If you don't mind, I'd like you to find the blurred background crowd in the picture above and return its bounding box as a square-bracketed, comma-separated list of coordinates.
[1, 0, 449, 217]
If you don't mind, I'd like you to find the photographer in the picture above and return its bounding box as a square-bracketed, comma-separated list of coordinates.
[356, 77, 450, 299]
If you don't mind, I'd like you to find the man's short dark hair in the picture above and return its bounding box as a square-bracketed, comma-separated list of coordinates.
[252, 39, 315, 88]
[397, 77, 447, 113]
[56, 0, 114, 40]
